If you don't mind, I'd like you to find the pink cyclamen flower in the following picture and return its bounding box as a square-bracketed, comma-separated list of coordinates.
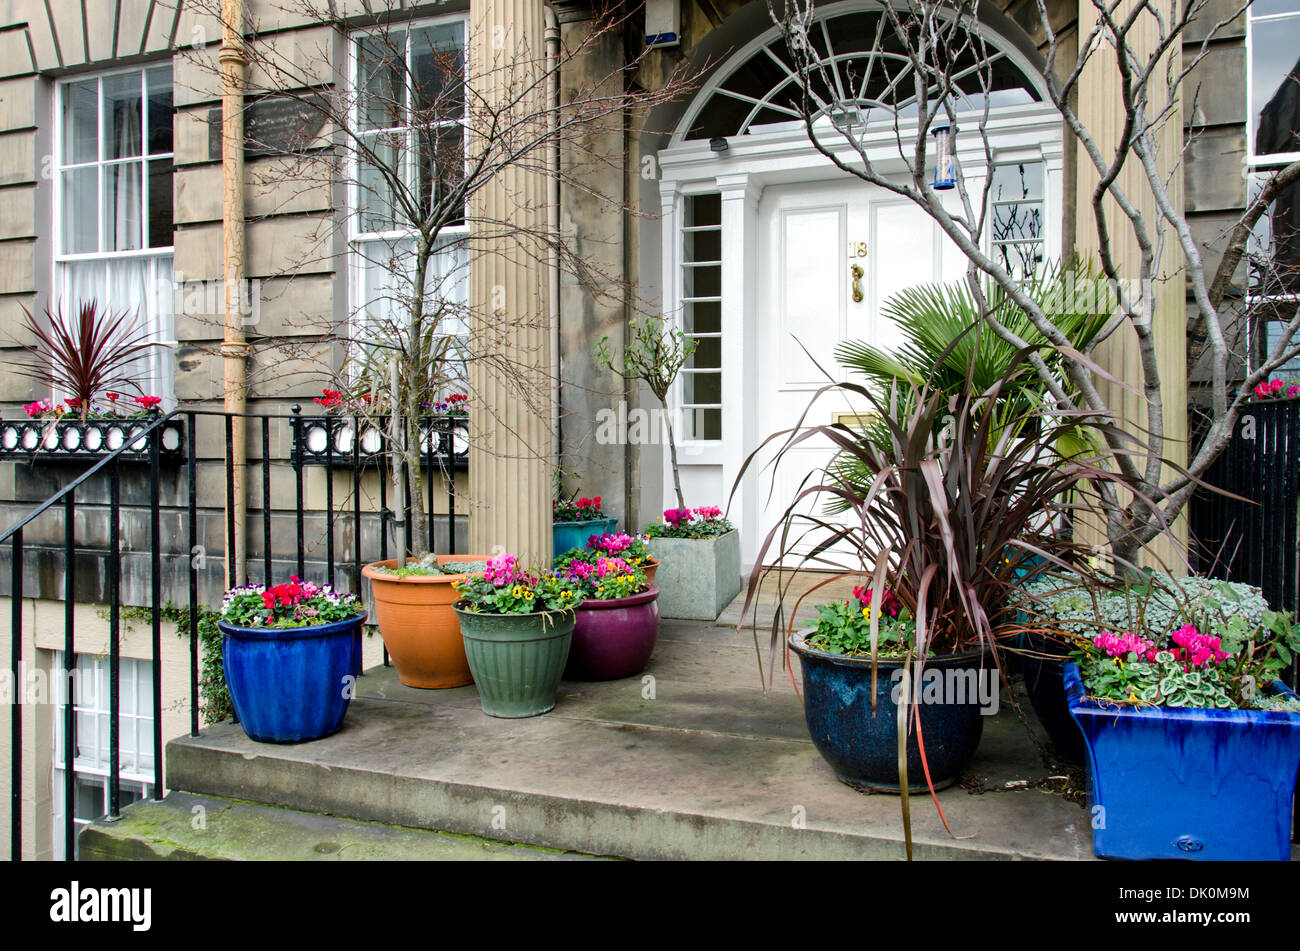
[484, 553, 518, 587]
[1093, 630, 1156, 660]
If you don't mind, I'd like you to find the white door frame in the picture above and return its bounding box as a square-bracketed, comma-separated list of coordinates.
[656, 104, 1065, 568]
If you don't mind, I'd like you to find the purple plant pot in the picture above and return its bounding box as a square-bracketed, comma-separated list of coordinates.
[565, 586, 661, 681]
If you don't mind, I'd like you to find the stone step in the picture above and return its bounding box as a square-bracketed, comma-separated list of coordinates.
[152, 621, 1098, 861]
[79, 792, 611, 861]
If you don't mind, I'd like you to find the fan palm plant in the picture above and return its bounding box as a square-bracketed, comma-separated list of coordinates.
[826, 261, 1112, 511]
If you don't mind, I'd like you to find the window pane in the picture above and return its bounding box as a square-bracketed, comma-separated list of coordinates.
[1250, 174, 1300, 296]
[994, 241, 1044, 281]
[1252, 19, 1300, 156]
[1253, 0, 1300, 17]
[685, 300, 721, 335]
[357, 34, 407, 131]
[62, 167, 99, 253]
[683, 264, 721, 298]
[104, 161, 143, 251]
[684, 228, 720, 261]
[411, 22, 465, 123]
[104, 72, 143, 159]
[990, 162, 1043, 202]
[418, 124, 465, 224]
[62, 79, 99, 165]
[147, 67, 174, 155]
[685, 194, 721, 227]
[358, 133, 402, 232]
[148, 158, 174, 249]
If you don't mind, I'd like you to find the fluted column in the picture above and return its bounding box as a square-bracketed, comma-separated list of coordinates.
[467, 0, 554, 566]
[1074, 0, 1187, 566]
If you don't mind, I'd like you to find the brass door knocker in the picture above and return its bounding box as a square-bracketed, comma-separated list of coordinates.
[850, 263, 864, 303]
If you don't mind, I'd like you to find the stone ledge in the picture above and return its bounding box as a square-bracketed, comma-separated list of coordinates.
[78, 792, 607, 861]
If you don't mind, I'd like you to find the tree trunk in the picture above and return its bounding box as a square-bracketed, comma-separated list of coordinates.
[662, 405, 686, 511]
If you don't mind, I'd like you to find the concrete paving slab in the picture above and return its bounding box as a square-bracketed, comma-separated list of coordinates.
[160, 619, 1097, 861]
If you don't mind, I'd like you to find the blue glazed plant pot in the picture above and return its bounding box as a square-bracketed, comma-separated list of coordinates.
[1064, 663, 1300, 860]
[789, 630, 992, 793]
[219, 612, 366, 744]
[553, 517, 618, 561]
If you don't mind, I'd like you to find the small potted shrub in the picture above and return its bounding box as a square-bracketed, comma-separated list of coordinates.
[217, 576, 366, 743]
[362, 554, 491, 689]
[556, 555, 660, 681]
[453, 554, 582, 717]
[552, 494, 618, 559]
[1064, 583, 1300, 861]
[644, 506, 740, 621]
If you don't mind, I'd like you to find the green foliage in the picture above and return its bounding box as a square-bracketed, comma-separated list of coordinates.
[453, 573, 582, 614]
[807, 599, 916, 657]
[594, 317, 697, 404]
[1078, 650, 1238, 709]
[371, 558, 488, 578]
[1021, 572, 1270, 643]
[1030, 571, 1300, 710]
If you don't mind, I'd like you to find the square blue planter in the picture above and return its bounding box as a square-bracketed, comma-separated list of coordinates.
[1064, 663, 1300, 861]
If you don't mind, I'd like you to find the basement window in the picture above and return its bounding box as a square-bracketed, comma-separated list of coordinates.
[50, 653, 156, 859]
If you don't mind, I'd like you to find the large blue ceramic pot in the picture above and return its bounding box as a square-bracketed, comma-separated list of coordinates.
[220, 612, 366, 743]
[1065, 663, 1300, 860]
[789, 630, 992, 793]
[552, 517, 619, 561]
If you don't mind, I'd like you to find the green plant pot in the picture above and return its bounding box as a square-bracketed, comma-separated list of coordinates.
[454, 606, 577, 718]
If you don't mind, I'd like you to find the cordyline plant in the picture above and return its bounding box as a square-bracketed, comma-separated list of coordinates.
[734, 343, 1159, 857]
[766, 0, 1300, 567]
[11, 301, 164, 422]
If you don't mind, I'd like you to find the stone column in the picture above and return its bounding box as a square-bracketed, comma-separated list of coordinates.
[1073, 0, 1187, 566]
[467, 0, 554, 566]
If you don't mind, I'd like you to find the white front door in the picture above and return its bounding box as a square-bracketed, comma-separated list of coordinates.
[753, 177, 965, 568]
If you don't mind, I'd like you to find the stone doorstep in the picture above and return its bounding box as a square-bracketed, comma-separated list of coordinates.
[147, 621, 1100, 862]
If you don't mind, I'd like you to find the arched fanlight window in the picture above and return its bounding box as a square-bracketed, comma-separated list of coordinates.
[678, 3, 1043, 142]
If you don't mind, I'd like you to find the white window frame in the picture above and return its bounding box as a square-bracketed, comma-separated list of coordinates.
[346, 12, 471, 387]
[50, 652, 156, 858]
[679, 192, 724, 442]
[52, 65, 176, 406]
[988, 159, 1047, 281]
[1246, 0, 1300, 166]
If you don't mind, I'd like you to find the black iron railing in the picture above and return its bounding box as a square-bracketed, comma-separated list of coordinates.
[3, 406, 464, 860]
[1189, 399, 1300, 614]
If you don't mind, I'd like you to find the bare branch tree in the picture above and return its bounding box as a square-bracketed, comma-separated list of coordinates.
[180, 0, 703, 554]
[767, 0, 1300, 567]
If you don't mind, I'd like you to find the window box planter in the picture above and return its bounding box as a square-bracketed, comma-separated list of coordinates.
[219, 612, 366, 743]
[1064, 663, 1300, 861]
[552, 517, 619, 561]
[789, 630, 989, 792]
[0, 416, 184, 461]
[454, 606, 576, 718]
[565, 586, 660, 681]
[646, 529, 741, 621]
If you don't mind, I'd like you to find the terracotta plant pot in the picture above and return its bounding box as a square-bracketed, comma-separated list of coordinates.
[362, 554, 492, 688]
[565, 586, 660, 681]
[641, 557, 659, 586]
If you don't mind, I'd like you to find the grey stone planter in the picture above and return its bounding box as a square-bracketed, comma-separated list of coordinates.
[647, 530, 742, 621]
